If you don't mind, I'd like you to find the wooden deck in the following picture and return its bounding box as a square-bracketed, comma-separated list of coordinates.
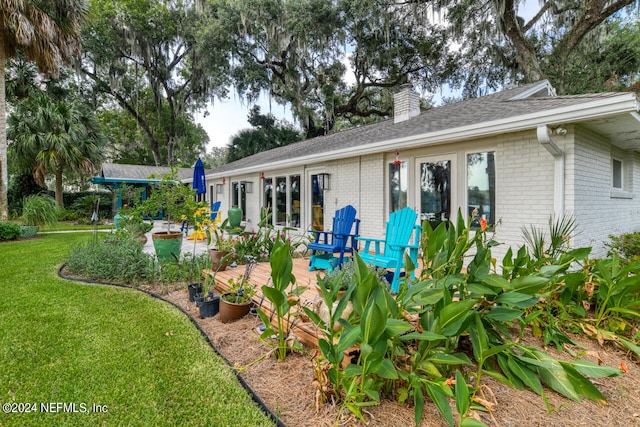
[204, 257, 326, 347]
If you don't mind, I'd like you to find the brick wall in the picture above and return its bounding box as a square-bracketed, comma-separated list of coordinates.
[492, 130, 556, 260]
[221, 125, 640, 261]
[570, 126, 640, 257]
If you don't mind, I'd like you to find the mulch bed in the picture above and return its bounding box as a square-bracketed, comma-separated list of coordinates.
[162, 287, 640, 427]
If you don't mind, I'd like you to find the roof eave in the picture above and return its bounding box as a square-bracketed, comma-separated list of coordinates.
[207, 93, 639, 179]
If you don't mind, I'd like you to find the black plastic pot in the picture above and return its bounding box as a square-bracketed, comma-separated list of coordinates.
[187, 283, 204, 302]
[199, 296, 220, 319]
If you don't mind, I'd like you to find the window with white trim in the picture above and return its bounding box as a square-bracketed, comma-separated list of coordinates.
[612, 158, 623, 189]
[467, 151, 496, 228]
[610, 154, 633, 198]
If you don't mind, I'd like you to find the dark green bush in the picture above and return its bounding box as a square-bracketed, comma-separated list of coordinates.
[71, 194, 112, 221]
[606, 231, 640, 259]
[0, 222, 23, 241]
[57, 208, 78, 221]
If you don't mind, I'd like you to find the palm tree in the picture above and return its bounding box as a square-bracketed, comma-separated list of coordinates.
[0, 0, 87, 219]
[8, 90, 105, 208]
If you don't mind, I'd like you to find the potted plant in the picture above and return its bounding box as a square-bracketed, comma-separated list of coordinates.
[134, 169, 204, 264]
[218, 256, 258, 323]
[185, 253, 211, 302]
[207, 218, 236, 271]
[21, 194, 59, 236]
[118, 215, 153, 244]
[196, 272, 220, 319]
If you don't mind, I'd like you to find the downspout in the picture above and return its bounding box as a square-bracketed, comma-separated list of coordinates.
[536, 125, 565, 216]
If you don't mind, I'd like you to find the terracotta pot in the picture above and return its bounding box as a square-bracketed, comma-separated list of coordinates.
[208, 249, 231, 272]
[218, 293, 251, 323]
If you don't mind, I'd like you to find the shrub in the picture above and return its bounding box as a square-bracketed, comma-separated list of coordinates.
[57, 208, 78, 221]
[606, 231, 640, 260]
[0, 222, 23, 241]
[21, 195, 59, 227]
[71, 194, 112, 222]
[66, 237, 212, 287]
[66, 236, 158, 284]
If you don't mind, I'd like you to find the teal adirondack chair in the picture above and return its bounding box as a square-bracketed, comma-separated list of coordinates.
[356, 207, 421, 293]
[308, 205, 360, 272]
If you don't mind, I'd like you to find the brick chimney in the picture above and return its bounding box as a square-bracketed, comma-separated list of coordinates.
[393, 84, 421, 123]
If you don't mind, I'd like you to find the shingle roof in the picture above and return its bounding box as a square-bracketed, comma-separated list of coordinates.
[211, 81, 636, 175]
[101, 163, 194, 181]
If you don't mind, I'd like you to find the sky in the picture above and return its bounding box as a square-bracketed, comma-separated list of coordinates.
[197, 93, 294, 150]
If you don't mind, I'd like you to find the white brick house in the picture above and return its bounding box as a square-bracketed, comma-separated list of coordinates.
[195, 81, 640, 259]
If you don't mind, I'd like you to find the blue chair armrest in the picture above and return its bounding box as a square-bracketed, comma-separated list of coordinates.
[355, 237, 385, 256]
[308, 229, 332, 245]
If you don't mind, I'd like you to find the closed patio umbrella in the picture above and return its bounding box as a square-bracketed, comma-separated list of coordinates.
[188, 158, 207, 241]
[193, 158, 206, 196]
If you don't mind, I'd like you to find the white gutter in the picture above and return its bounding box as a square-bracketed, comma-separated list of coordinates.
[207, 93, 639, 179]
[537, 125, 565, 216]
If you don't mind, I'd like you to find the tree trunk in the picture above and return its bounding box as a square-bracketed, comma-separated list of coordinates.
[500, 0, 545, 82]
[0, 34, 8, 221]
[55, 168, 64, 208]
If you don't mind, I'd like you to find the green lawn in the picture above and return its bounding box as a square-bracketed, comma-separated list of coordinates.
[0, 233, 274, 426]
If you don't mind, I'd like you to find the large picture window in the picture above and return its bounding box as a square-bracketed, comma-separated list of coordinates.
[467, 152, 495, 227]
[263, 174, 302, 228]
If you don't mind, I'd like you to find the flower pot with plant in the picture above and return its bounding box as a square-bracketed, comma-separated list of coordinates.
[21, 194, 59, 236]
[118, 215, 153, 244]
[218, 257, 258, 323]
[133, 169, 205, 264]
[206, 218, 237, 271]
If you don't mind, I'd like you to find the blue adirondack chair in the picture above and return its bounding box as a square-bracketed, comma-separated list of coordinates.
[356, 207, 421, 293]
[210, 201, 222, 221]
[308, 205, 360, 272]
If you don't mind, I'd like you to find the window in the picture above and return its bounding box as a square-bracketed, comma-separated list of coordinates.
[263, 174, 302, 228]
[263, 178, 273, 211]
[311, 174, 325, 230]
[275, 176, 287, 226]
[612, 158, 623, 189]
[467, 152, 495, 227]
[389, 161, 407, 213]
[231, 181, 247, 220]
[290, 174, 300, 227]
[417, 158, 452, 227]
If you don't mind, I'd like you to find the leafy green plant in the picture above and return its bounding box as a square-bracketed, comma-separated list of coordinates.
[315, 210, 623, 427]
[589, 254, 640, 330]
[606, 231, 640, 260]
[71, 194, 110, 221]
[522, 214, 576, 260]
[316, 259, 388, 293]
[21, 194, 59, 227]
[221, 257, 258, 304]
[66, 236, 158, 284]
[119, 215, 154, 236]
[302, 263, 359, 413]
[132, 169, 204, 233]
[0, 222, 23, 241]
[257, 238, 306, 360]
